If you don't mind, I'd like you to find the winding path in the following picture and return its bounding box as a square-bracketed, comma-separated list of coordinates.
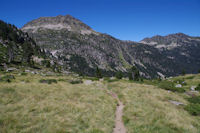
[107, 91, 126, 133]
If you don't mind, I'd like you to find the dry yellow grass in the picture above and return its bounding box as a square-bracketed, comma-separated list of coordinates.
[0, 73, 116, 133]
[1, 72, 200, 133]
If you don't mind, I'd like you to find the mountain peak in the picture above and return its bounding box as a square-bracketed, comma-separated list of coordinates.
[22, 15, 97, 35]
[166, 33, 189, 39]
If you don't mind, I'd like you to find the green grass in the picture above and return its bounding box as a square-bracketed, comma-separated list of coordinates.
[184, 104, 200, 116]
[171, 74, 200, 90]
[187, 96, 200, 104]
[118, 50, 132, 69]
[108, 80, 200, 133]
[158, 80, 185, 92]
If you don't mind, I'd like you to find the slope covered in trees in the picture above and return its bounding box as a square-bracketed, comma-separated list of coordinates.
[0, 20, 45, 65]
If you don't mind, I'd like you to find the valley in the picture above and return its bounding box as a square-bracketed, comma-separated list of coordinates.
[0, 69, 200, 133]
[1, 14, 200, 133]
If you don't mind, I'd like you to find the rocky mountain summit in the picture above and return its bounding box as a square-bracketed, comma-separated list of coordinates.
[22, 15, 98, 35]
[21, 15, 200, 78]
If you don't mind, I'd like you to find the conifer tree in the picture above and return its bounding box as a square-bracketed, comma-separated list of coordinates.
[96, 67, 102, 78]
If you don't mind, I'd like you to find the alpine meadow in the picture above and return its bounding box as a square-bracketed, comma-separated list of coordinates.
[0, 0, 200, 133]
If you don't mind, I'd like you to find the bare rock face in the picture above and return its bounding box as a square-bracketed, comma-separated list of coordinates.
[21, 15, 200, 78]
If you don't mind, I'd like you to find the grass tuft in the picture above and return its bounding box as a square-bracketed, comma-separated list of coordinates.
[69, 79, 83, 84]
[39, 79, 57, 84]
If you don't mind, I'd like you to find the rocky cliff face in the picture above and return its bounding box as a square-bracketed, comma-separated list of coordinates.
[21, 15, 200, 78]
[140, 33, 200, 74]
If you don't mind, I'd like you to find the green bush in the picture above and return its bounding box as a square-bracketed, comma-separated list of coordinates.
[39, 79, 57, 84]
[195, 84, 200, 91]
[69, 79, 83, 84]
[115, 71, 123, 79]
[184, 103, 200, 116]
[96, 67, 102, 78]
[84, 77, 99, 81]
[41, 60, 51, 68]
[128, 66, 140, 81]
[187, 96, 200, 104]
[0, 75, 15, 82]
[185, 76, 195, 79]
[20, 72, 27, 76]
[173, 79, 187, 86]
[158, 80, 185, 93]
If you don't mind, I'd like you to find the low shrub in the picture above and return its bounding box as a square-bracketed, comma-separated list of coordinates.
[39, 79, 57, 84]
[0, 75, 15, 82]
[115, 72, 123, 79]
[187, 96, 200, 104]
[84, 77, 99, 81]
[173, 78, 187, 86]
[158, 80, 185, 92]
[69, 79, 83, 84]
[89, 129, 104, 133]
[107, 79, 119, 83]
[185, 76, 195, 79]
[195, 84, 200, 91]
[123, 116, 130, 125]
[184, 103, 200, 116]
[58, 78, 67, 82]
[20, 72, 27, 76]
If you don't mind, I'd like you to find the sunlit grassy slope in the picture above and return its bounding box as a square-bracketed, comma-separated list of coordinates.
[108, 80, 200, 133]
[0, 72, 200, 133]
[0, 73, 116, 133]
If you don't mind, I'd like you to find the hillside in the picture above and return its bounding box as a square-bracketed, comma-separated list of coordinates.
[21, 15, 200, 78]
[0, 70, 200, 133]
[0, 20, 62, 72]
[0, 20, 44, 66]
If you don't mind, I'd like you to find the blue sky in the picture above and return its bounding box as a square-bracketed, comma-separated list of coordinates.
[1, 0, 200, 41]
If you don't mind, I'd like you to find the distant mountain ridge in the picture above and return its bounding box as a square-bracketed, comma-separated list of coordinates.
[20, 15, 200, 78]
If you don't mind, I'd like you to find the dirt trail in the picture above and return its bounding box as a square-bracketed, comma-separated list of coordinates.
[107, 91, 126, 133]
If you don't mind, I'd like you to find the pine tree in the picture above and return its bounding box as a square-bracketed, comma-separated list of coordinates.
[129, 66, 140, 81]
[115, 71, 123, 79]
[96, 67, 102, 78]
[181, 69, 186, 76]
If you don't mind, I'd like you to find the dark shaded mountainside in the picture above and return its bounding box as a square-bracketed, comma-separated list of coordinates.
[21, 15, 200, 78]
